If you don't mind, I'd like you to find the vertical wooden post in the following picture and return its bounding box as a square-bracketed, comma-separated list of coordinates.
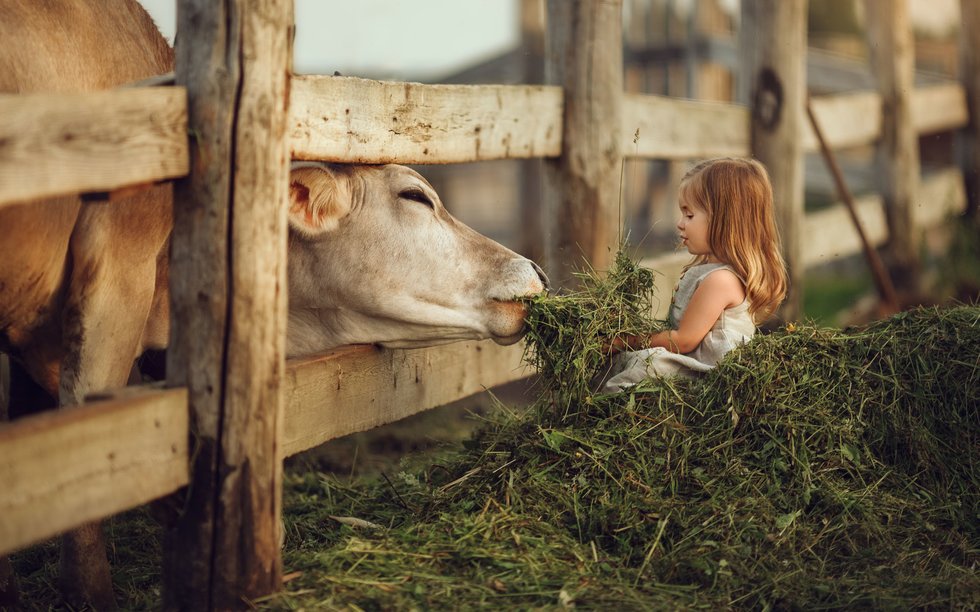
[862, 0, 921, 293]
[544, 0, 623, 288]
[739, 0, 807, 321]
[165, 0, 292, 608]
[164, 0, 236, 607]
[960, 0, 980, 219]
[519, 0, 545, 262]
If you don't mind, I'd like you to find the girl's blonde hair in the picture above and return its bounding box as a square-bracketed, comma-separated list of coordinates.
[679, 157, 788, 322]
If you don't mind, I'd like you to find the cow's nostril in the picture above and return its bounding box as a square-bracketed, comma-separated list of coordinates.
[531, 260, 551, 292]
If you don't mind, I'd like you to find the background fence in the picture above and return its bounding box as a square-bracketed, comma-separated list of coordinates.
[0, 0, 976, 608]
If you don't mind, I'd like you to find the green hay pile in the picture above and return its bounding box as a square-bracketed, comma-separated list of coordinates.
[265, 258, 980, 610]
[521, 250, 665, 417]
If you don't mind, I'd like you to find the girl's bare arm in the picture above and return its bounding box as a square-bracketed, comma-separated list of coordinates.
[607, 269, 745, 354]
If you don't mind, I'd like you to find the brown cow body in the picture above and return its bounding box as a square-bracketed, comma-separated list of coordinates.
[0, 1, 546, 607]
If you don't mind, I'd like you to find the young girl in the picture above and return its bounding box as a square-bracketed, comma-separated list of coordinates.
[604, 157, 788, 391]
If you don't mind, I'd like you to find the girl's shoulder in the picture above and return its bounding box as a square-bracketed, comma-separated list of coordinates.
[694, 266, 746, 309]
[683, 262, 743, 286]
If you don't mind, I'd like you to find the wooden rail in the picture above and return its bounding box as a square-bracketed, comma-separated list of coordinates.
[0, 81, 966, 207]
[289, 76, 563, 163]
[0, 386, 187, 555]
[622, 94, 749, 158]
[282, 340, 528, 457]
[0, 88, 188, 208]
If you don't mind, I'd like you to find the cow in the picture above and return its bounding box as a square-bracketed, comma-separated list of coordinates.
[0, 0, 547, 607]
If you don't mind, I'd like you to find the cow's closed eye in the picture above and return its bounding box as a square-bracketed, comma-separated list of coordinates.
[399, 189, 434, 208]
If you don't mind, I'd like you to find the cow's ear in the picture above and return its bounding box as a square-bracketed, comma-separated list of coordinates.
[287, 165, 352, 236]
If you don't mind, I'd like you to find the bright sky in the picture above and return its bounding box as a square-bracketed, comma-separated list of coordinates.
[139, 0, 518, 81]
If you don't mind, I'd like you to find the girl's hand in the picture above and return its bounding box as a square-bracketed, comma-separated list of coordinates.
[602, 334, 646, 355]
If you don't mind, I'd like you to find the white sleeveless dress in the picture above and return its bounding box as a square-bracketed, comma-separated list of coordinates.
[603, 263, 756, 391]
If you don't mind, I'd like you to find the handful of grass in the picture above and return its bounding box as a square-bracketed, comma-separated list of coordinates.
[521, 250, 666, 417]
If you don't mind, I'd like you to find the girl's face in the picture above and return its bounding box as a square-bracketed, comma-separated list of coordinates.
[676, 196, 713, 259]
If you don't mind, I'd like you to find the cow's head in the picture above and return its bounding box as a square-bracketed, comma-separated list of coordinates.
[284, 162, 549, 356]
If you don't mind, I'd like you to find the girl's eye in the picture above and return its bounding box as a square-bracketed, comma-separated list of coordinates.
[399, 189, 434, 208]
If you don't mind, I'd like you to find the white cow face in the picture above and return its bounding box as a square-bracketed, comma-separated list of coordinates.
[284, 163, 548, 356]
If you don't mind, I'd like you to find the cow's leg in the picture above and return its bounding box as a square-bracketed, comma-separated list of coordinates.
[56, 263, 155, 610]
[0, 356, 19, 608]
[0, 554, 18, 608]
[56, 196, 169, 611]
[1, 354, 8, 421]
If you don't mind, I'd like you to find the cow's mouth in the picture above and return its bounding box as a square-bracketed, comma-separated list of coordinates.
[487, 298, 532, 344]
[490, 317, 529, 345]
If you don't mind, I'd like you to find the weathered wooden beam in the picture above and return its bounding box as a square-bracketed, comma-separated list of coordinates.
[289, 76, 563, 164]
[215, 0, 292, 602]
[803, 168, 965, 267]
[801, 84, 967, 152]
[518, 0, 547, 263]
[863, 0, 922, 293]
[163, 0, 239, 606]
[0, 88, 187, 208]
[544, 0, 624, 288]
[622, 93, 749, 159]
[802, 91, 881, 151]
[282, 341, 529, 458]
[961, 0, 980, 218]
[623, 84, 965, 162]
[165, 0, 292, 607]
[913, 83, 969, 136]
[739, 0, 807, 321]
[0, 386, 187, 556]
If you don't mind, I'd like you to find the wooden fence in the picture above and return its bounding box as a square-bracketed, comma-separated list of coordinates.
[0, 0, 976, 608]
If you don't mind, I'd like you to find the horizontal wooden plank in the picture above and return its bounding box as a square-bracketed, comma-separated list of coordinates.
[802, 168, 964, 267]
[288, 75, 563, 164]
[621, 84, 964, 161]
[913, 166, 968, 227]
[803, 84, 968, 152]
[0, 385, 188, 555]
[803, 91, 881, 151]
[802, 193, 888, 267]
[622, 93, 750, 159]
[911, 82, 969, 135]
[0, 87, 189, 208]
[282, 340, 530, 457]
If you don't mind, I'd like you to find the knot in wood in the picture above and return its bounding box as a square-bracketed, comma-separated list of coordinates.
[753, 67, 784, 131]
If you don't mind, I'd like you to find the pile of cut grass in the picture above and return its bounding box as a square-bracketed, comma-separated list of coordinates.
[266, 256, 980, 610]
